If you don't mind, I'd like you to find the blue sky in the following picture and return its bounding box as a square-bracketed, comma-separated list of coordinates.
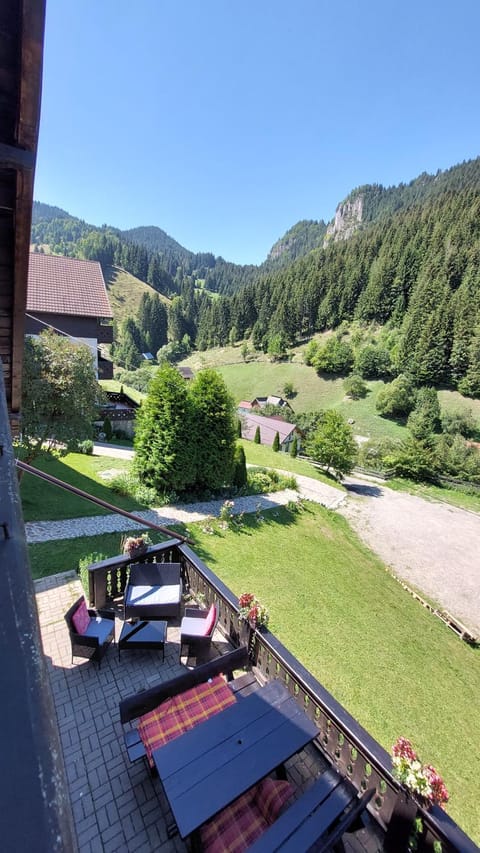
[34, 0, 480, 265]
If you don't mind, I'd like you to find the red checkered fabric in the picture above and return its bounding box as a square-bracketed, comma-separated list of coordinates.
[256, 777, 294, 825]
[137, 675, 236, 767]
[200, 779, 294, 853]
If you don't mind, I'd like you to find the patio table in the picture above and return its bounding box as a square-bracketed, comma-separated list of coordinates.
[118, 619, 167, 661]
[152, 679, 318, 839]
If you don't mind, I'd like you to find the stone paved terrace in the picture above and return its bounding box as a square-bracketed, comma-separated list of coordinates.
[35, 572, 383, 853]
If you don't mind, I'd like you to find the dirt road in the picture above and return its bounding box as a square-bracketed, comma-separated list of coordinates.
[338, 475, 480, 637]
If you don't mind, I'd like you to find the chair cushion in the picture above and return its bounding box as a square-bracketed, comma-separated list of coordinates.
[138, 675, 236, 767]
[180, 615, 209, 637]
[200, 779, 294, 853]
[199, 785, 265, 853]
[83, 616, 113, 644]
[72, 599, 90, 635]
[126, 583, 181, 607]
[256, 777, 294, 824]
[203, 604, 217, 636]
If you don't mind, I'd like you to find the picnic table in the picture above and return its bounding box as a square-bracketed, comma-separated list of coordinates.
[152, 679, 318, 839]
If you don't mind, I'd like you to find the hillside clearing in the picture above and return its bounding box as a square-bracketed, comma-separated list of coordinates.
[104, 264, 170, 326]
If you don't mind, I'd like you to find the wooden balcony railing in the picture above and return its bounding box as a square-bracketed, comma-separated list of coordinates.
[86, 539, 477, 853]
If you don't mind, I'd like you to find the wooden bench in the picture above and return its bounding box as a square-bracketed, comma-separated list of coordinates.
[119, 646, 250, 764]
[247, 767, 374, 852]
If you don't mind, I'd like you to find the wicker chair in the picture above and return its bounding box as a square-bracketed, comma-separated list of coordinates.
[64, 597, 115, 667]
[179, 603, 218, 661]
[124, 562, 183, 622]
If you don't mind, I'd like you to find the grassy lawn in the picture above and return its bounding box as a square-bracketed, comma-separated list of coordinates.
[438, 388, 480, 437]
[387, 477, 480, 513]
[104, 265, 170, 327]
[180, 345, 480, 444]
[182, 355, 407, 441]
[29, 503, 480, 841]
[238, 439, 344, 490]
[19, 452, 143, 521]
[28, 528, 173, 578]
[185, 505, 480, 844]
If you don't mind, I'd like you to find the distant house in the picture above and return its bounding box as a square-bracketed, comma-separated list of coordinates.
[251, 395, 294, 412]
[177, 366, 194, 381]
[25, 253, 113, 379]
[237, 400, 254, 413]
[239, 412, 301, 452]
[98, 389, 140, 439]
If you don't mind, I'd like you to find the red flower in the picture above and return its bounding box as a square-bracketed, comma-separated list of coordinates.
[392, 737, 417, 762]
[239, 593, 255, 609]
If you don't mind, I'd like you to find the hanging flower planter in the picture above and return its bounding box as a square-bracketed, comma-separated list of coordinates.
[121, 534, 151, 560]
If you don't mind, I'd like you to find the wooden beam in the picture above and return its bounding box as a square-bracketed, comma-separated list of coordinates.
[0, 142, 35, 171]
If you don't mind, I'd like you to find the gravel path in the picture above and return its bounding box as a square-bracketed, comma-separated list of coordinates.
[339, 475, 480, 637]
[26, 444, 480, 637]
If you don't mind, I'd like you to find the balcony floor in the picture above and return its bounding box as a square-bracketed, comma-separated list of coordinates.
[35, 571, 383, 853]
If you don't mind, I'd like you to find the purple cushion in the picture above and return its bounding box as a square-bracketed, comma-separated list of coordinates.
[203, 604, 217, 636]
[256, 777, 294, 824]
[72, 600, 90, 635]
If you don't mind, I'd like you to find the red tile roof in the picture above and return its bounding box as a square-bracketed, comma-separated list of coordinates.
[26, 253, 112, 318]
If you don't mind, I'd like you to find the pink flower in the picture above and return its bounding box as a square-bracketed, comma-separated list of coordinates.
[424, 765, 449, 808]
[392, 737, 417, 762]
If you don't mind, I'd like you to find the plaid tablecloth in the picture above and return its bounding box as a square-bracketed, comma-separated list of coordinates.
[138, 675, 236, 766]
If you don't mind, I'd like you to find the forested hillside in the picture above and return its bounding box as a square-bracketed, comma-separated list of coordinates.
[192, 170, 480, 393]
[32, 156, 480, 393]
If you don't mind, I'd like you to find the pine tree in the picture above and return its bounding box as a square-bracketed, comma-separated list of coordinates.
[188, 369, 236, 491]
[232, 445, 247, 488]
[290, 435, 298, 457]
[134, 363, 194, 493]
[254, 426, 261, 444]
[272, 431, 280, 452]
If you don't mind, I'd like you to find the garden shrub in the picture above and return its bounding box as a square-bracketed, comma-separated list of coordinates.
[77, 439, 94, 455]
[232, 445, 247, 487]
[102, 417, 113, 440]
[78, 552, 108, 597]
[109, 470, 157, 506]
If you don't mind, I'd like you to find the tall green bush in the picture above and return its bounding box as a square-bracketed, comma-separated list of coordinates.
[188, 369, 236, 492]
[134, 362, 195, 493]
[232, 445, 248, 487]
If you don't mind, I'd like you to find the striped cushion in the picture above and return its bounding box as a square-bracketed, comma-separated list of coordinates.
[137, 675, 236, 767]
[200, 779, 294, 853]
[257, 777, 294, 824]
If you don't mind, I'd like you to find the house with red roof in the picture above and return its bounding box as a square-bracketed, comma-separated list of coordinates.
[25, 253, 113, 378]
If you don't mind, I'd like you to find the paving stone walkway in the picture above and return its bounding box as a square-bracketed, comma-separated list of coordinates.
[25, 483, 344, 544]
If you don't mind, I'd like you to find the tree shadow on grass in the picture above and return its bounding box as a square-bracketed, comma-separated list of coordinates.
[20, 452, 148, 522]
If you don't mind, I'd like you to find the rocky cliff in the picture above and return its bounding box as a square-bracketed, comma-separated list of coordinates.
[324, 194, 363, 244]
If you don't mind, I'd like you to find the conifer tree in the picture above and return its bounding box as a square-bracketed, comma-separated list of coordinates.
[272, 431, 280, 452]
[188, 369, 236, 492]
[232, 445, 247, 488]
[134, 363, 194, 493]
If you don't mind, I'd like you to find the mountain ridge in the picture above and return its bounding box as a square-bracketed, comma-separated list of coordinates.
[32, 154, 480, 291]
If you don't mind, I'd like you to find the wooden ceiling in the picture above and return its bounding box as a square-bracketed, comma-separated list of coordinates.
[0, 0, 45, 433]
